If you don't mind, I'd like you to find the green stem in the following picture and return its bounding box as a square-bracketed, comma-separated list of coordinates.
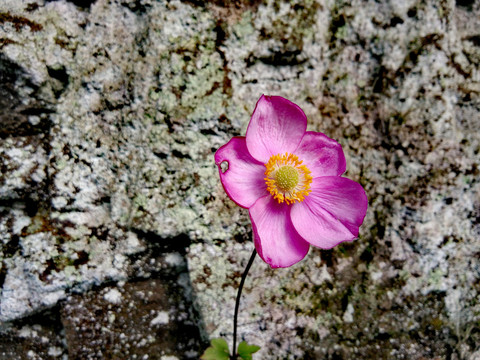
[231, 249, 257, 360]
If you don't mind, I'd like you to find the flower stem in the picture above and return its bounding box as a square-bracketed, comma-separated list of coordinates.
[232, 248, 257, 360]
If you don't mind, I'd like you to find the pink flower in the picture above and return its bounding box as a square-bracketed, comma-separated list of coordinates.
[215, 95, 368, 268]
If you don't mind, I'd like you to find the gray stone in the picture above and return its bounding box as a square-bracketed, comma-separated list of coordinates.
[0, 0, 479, 358]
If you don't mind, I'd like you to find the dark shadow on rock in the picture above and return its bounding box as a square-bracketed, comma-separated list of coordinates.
[131, 229, 192, 256]
[0, 54, 53, 139]
[125, 230, 210, 354]
[455, 0, 476, 11]
[0, 305, 67, 358]
[60, 269, 208, 359]
[45, 0, 98, 10]
[57, 230, 208, 359]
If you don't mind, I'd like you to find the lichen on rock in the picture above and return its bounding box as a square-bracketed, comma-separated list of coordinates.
[0, 0, 479, 358]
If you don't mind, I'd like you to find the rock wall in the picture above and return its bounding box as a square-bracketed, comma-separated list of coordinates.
[0, 0, 479, 359]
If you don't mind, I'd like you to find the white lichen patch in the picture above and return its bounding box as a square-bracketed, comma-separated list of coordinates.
[18, 326, 38, 339]
[342, 303, 354, 323]
[103, 288, 122, 305]
[160, 356, 179, 360]
[164, 252, 184, 267]
[0, 137, 48, 200]
[0, 257, 66, 322]
[12, 211, 31, 235]
[47, 346, 63, 357]
[150, 311, 169, 326]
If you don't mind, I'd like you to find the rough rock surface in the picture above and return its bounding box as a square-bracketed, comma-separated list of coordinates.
[0, 0, 479, 359]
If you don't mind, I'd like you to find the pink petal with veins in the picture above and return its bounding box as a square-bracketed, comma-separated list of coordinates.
[249, 195, 309, 268]
[290, 177, 368, 248]
[294, 131, 346, 178]
[215, 137, 268, 209]
[246, 95, 307, 163]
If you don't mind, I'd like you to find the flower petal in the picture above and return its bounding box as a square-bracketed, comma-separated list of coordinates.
[246, 95, 307, 163]
[294, 131, 346, 177]
[290, 177, 368, 248]
[249, 195, 309, 268]
[214, 137, 268, 209]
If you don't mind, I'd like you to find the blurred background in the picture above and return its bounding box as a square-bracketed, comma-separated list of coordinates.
[0, 0, 479, 358]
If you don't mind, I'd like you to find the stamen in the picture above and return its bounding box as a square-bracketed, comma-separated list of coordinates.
[264, 152, 312, 205]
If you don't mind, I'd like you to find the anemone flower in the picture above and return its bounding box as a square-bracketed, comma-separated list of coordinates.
[215, 95, 368, 268]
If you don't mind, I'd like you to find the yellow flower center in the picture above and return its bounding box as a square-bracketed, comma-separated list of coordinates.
[264, 153, 312, 205]
[275, 166, 299, 191]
